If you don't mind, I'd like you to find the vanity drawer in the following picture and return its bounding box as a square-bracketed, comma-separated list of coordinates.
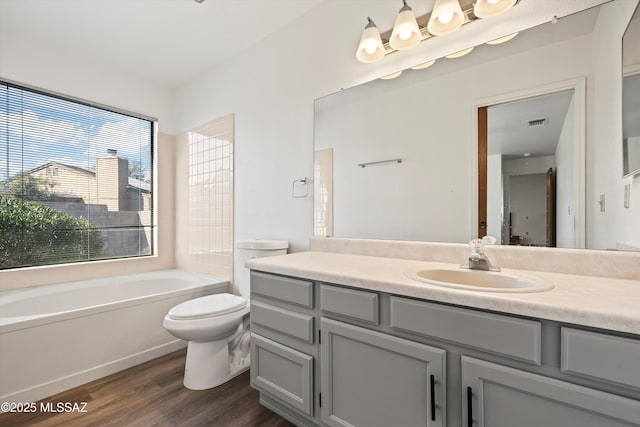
[320, 284, 379, 325]
[251, 271, 314, 308]
[561, 327, 640, 390]
[251, 301, 314, 344]
[390, 297, 541, 365]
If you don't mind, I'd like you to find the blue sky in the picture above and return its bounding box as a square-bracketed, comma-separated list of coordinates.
[0, 84, 152, 181]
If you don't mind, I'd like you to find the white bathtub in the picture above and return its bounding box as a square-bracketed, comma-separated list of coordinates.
[0, 269, 229, 404]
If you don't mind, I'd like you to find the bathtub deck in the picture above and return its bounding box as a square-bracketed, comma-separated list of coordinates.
[0, 349, 294, 427]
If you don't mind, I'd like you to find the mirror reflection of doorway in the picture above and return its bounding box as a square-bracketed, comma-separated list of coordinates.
[478, 89, 574, 247]
[506, 168, 555, 247]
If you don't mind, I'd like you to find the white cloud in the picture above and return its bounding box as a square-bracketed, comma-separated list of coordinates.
[3, 110, 89, 146]
[89, 117, 151, 160]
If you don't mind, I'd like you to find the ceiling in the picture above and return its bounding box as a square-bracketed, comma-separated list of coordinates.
[488, 90, 575, 159]
[0, 0, 613, 92]
[0, 0, 323, 89]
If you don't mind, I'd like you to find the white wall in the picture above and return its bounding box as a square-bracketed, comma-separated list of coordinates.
[555, 94, 577, 248]
[487, 154, 504, 242]
[503, 156, 556, 176]
[0, 37, 176, 134]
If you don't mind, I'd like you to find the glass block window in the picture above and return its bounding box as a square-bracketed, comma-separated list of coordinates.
[186, 114, 234, 280]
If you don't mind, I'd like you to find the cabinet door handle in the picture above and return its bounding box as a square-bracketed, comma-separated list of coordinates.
[467, 386, 473, 427]
[430, 374, 436, 421]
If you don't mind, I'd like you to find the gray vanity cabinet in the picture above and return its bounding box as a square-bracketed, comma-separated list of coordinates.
[249, 271, 640, 427]
[462, 356, 640, 427]
[320, 318, 446, 427]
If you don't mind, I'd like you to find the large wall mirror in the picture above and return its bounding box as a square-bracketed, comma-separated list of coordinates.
[314, 1, 640, 251]
[623, 3, 640, 178]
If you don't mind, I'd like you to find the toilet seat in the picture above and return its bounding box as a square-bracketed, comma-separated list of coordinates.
[167, 293, 247, 320]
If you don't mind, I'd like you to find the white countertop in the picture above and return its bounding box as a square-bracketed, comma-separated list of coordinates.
[247, 251, 640, 335]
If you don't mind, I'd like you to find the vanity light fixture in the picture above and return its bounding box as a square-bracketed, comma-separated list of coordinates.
[389, 0, 421, 50]
[486, 32, 518, 45]
[355, 0, 519, 63]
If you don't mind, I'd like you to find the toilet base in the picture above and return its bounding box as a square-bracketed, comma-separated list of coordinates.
[183, 340, 250, 390]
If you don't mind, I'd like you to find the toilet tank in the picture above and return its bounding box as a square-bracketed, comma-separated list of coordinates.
[234, 239, 288, 298]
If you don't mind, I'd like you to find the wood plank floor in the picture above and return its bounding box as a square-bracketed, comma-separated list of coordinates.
[0, 349, 295, 427]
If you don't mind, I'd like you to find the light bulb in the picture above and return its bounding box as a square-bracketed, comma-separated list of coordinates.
[488, 0, 500, 4]
[399, 30, 412, 40]
[438, 11, 454, 24]
[365, 44, 377, 54]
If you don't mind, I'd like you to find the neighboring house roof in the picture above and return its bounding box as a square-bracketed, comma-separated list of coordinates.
[28, 161, 95, 177]
[128, 177, 151, 193]
[27, 161, 150, 193]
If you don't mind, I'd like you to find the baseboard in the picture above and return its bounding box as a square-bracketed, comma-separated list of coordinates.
[1, 340, 187, 406]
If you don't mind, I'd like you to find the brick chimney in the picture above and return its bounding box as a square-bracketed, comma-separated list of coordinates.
[97, 149, 128, 211]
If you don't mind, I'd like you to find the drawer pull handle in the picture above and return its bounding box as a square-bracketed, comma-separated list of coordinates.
[430, 374, 436, 421]
[467, 386, 473, 427]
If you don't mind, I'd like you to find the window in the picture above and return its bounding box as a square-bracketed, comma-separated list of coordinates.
[0, 81, 155, 270]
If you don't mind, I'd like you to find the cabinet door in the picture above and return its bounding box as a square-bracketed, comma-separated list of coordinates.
[250, 333, 314, 416]
[321, 318, 446, 427]
[462, 356, 640, 427]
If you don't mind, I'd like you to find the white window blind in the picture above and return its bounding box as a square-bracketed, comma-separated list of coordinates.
[0, 81, 155, 269]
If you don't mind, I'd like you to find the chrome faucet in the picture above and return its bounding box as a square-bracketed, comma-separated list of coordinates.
[461, 238, 501, 272]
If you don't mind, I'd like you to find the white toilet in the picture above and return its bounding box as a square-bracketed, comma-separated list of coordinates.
[163, 239, 288, 390]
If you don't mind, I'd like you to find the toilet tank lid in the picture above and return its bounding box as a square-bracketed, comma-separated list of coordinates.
[236, 239, 288, 250]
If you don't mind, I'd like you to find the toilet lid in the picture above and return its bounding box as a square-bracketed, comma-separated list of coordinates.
[168, 293, 247, 320]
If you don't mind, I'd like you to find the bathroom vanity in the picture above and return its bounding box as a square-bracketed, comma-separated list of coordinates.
[247, 248, 640, 427]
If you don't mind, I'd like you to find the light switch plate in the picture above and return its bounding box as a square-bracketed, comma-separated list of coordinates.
[624, 184, 630, 208]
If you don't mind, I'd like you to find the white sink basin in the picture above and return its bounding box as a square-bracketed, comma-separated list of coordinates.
[405, 267, 554, 293]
